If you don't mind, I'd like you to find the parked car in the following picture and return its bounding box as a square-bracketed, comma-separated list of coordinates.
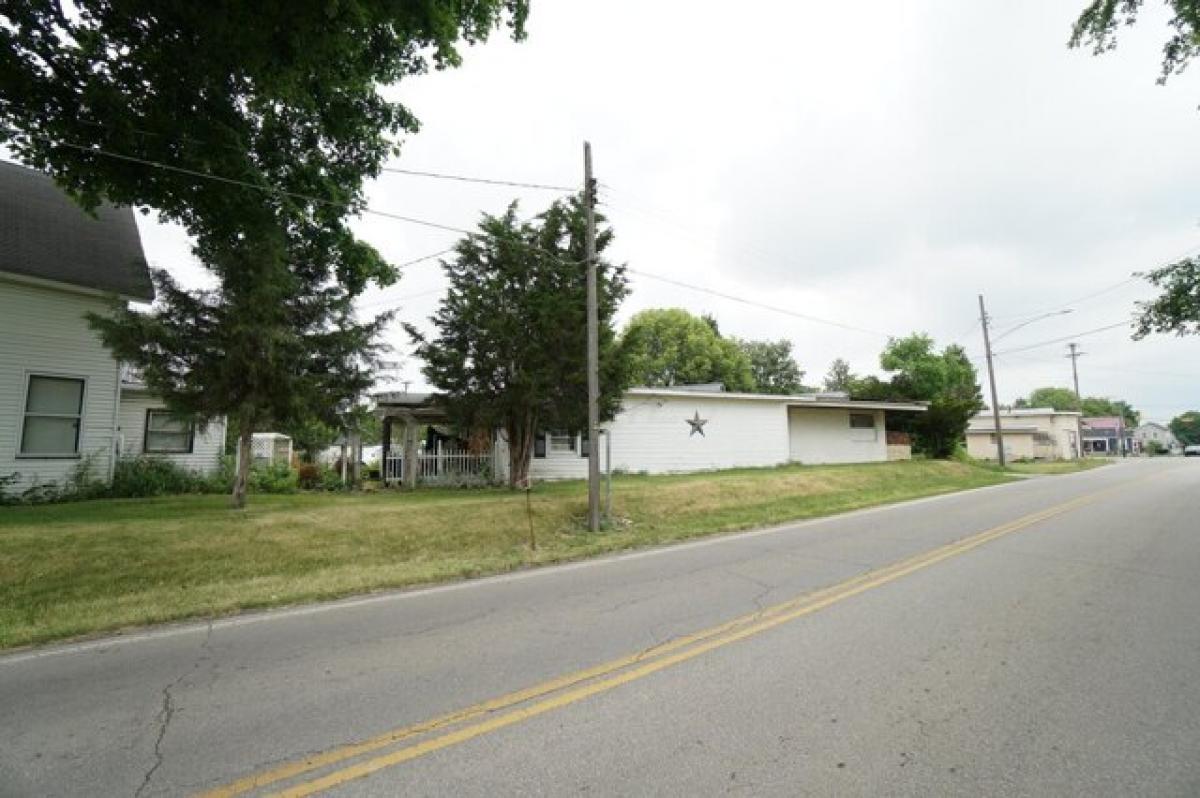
[1185, 444, 1200, 457]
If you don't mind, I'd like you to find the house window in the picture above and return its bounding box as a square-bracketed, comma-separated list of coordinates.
[144, 410, 195, 454]
[533, 434, 547, 459]
[20, 375, 85, 456]
[548, 432, 575, 453]
[849, 413, 875, 429]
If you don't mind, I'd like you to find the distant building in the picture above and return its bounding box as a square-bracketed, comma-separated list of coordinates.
[965, 408, 1082, 461]
[1132, 422, 1179, 454]
[1080, 416, 1131, 456]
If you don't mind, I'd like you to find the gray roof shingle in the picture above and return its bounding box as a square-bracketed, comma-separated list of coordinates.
[0, 161, 154, 301]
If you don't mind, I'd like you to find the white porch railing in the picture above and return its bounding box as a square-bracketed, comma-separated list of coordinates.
[384, 447, 497, 485]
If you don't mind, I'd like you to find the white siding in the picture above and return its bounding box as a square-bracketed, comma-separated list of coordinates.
[0, 278, 119, 493]
[787, 407, 887, 464]
[526, 394, 791, 480]
[117, 390, 226, 474]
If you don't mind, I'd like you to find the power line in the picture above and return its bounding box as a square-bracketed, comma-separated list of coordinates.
[1, 101, 574, 193]
[379, 166, 574, 193]
[0, 129, 587, 267]
[626, 267, 892, 338]
[993, 321, 1131, 356]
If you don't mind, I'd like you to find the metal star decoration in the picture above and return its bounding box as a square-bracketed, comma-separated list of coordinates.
[685, 410, 708, 437]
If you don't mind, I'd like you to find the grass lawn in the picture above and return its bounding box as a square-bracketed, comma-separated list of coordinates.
[1002, 459, 1111, 475]
[0, 460, 1017, 650]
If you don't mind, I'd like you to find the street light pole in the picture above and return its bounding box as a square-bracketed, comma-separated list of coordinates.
[978, 294, 1006, 467]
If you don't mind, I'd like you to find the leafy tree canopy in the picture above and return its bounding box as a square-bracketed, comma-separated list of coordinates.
[1080, 396, 1140, 427]
[1070, 0, 1200, 84]
[1027, 386, 1082, 411]
[873, 334, 984, 458]
[0, 1, 527, 279]
[732, 338, 807, 395]
[1134, 257, 1200, 338]
[823, 358, 856, 393]
[1169, 411, 1200, 445]
[618, 309, 754, 392]
[407, 199, 628, 487]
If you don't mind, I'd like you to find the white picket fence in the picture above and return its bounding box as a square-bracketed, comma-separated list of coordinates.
[384, 447, 497, 485]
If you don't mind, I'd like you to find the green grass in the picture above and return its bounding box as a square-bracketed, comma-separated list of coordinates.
[1002, 459, 1111, 475]
[0, 460, 1017, 650]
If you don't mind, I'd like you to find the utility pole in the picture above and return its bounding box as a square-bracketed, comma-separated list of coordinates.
[1065, 342, 1085, 402]
[978, 294, 1006, 467]
[583, 142, 601, 532]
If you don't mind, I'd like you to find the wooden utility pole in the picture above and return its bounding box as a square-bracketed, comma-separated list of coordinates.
[1066, 342, 1084, 401]
[584, 142, 601, 532]
[978, 294, 1006, 467]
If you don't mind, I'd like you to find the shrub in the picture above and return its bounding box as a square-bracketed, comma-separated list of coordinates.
[249, 461, 299, 494]
[296, 463, 322, 489]
[110, 457, 207, 498]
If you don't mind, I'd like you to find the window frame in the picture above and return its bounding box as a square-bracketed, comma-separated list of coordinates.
[143, 408, 196, 455]
[848, 412, 876, 430]
[17, 372, 88, 459]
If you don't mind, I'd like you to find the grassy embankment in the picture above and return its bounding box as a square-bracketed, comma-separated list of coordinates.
[0, 460, 1021, 649]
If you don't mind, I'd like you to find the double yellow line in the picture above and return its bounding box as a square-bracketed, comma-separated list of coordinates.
[199, 488, 1111, 797]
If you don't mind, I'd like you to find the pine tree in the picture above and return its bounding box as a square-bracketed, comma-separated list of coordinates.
[406, 199, 628, 487]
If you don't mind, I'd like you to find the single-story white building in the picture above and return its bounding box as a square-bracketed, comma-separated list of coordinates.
[0, 162, 224, 497]
[375, 386, 926, 485]
[965, 408, 1082, 461]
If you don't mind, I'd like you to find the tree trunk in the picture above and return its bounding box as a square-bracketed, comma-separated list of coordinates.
[232, 420, 253, 509]
[507, 411, 536, 489]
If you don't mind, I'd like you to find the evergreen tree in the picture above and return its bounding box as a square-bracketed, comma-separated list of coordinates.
[406, 199, 628, 487]
[91, 225, 389, 506]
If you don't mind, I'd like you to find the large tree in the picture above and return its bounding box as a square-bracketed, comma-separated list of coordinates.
[1134, 257, 1200, 338]
[875, 334, 984, 458]
[1169, 411, 1200, 445]
[1070, 1, 1199, 84]
[91, 226, 389, 505]
[0, 1, 527, 505]
[1080, 396, 1140, 427]
[823, 358, 856, 393]
[1027, 386, 1083, 411]
[619, 308, 754, 392]
[1069, 4, 1200, 338]
[733, 338, 806, 395]
[407, 199, 628, 488]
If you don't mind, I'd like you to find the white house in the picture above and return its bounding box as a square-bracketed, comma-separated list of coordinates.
[965, 408, 1083, 461]
[375, 386, 926, 485]
[1132, 422, 1180, 454]
[0, 162, 223, 496]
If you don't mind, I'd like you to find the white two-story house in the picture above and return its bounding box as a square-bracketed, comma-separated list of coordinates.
[0, 161, 224, 496]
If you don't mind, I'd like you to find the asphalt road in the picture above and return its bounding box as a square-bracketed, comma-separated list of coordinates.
[2, 458, 1198, 797]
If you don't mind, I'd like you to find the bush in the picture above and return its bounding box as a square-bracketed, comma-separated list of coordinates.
[110, 457, 207, 498]
[249, 461, 299, 494]
[296, 463, 322, 489]
[1143, 440, 1166, 456]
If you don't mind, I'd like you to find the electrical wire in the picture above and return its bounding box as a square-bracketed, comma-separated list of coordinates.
[379, 166, 574, 193]
[625, 267, 893, 338]
[993, 321, 1132, 356]
[0, 130, 587, 268]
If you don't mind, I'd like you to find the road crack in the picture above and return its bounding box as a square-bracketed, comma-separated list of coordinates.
[133, 618, 213, 798]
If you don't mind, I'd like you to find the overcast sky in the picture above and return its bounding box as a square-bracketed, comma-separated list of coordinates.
[132, 0, 1199, 422]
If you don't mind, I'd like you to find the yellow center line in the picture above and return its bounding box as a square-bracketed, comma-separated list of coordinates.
[200, 482, 1126, 798]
